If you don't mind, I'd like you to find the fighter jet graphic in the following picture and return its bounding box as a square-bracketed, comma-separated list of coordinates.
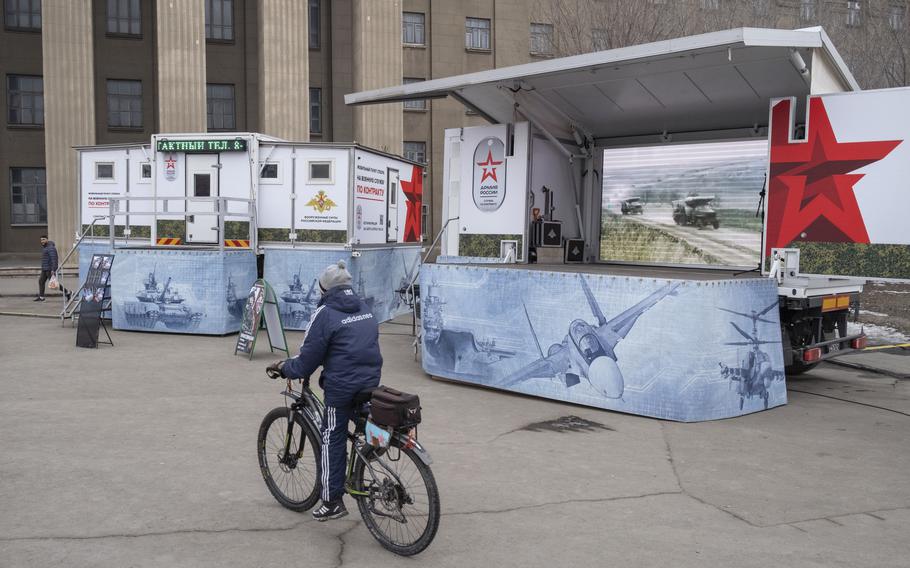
[718, 300, 785, 410]
[497, 276, 681, 399]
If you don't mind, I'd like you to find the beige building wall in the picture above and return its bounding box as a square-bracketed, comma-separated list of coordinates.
[258, 0, 310, 141]
[352, 0, 403, 153]
[155, 1, 207, 132]
[42, 0, 96, 249]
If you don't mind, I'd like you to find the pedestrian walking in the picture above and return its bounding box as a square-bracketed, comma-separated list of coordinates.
[36, 235, 70, 302]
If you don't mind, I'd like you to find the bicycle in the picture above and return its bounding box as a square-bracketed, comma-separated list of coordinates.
[257, 370, 440, 556]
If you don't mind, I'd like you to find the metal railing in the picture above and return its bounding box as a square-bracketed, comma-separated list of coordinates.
[106, 195, 257, 251]
[406, 216, 459, 338]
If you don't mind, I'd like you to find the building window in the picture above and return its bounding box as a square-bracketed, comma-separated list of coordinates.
[403, 141, 426, 164]
[800, 0, 816, 21]
[308, 0, 319, 49]
[4, 0, 40, 30]
[465, 17, 491, 50]
[701, 0, 720, 9]
[205, 0, 233, 41]
[7, 75, 43, 126]
[107, 79, 142, 128]
[591, 28, 608, 51]
[890, 4, 905, 30]
[530, 23, 554, 56]
[206, 84, 235, 131]
[308, 160, 333, 183]
[753, 0, 771, 16]
[139, 162, 152, 182]
[846, 1, 862, 27]
[403, 12, 425, 45]
[403, 78, 426, 111]
[107, 0, 140, 36]
[421, 203, 428, 241]
[95, 162, 115, 181]
[9, 167, 46, 225]
[309, 87, 322, 134]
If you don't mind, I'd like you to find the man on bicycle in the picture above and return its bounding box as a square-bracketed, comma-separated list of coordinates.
[268, 260, 382, 521]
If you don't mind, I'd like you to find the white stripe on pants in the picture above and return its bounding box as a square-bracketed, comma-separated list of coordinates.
[321, 407, 334, 503]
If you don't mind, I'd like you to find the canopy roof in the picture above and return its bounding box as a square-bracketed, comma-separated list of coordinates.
[345, 27, 858, 146]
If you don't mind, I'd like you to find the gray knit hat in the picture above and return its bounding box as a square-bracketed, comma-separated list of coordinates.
[318, 260, 353, 291]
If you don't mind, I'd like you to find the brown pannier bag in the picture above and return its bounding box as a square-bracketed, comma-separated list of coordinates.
[370, 386, 421, 428]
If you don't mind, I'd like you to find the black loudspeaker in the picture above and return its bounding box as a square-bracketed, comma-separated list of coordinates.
[528, 247, 538, 264]
[565, 239, 584, 263]
[541, 221, 562, 247]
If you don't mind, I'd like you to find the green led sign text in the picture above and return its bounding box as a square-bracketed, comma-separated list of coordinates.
[156, 139, 248, 153]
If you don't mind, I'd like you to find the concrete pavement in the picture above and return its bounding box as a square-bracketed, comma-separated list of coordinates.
[0, 315, 908, 567]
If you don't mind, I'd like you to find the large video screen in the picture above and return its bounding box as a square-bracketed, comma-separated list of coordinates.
[600, 140, 767, 268]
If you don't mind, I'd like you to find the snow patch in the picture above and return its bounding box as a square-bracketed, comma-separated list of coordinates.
[848, 321, 910, 345]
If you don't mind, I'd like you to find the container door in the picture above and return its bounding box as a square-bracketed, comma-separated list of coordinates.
[387, 168, 399, 242]
[186, 154, 219, 243]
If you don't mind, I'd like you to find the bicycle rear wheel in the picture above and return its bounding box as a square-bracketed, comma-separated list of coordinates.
[352, 442, 440, 556]
[257, 407, 321, 511]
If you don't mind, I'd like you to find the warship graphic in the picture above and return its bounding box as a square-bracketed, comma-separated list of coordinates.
[390, 254, 420, 314]
[122, 268, 204, 331]
[280, 267, 320, 328]
[421, 280, 515, 374]
[356, 270, 384, 315]
[226, 275, 246, 321]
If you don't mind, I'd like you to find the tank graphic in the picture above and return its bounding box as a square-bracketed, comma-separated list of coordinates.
[280, 267, 320, 329]
[226, 275, 246, 321]
[122, 268, 204, 331]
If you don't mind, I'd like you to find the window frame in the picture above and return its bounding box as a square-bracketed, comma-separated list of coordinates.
[6, 74, 44, 127]
[206, 83, 236, 131]
[403, 141, 427, 164]
[9, 166, 47, 226]
[307, 160, 334, 184]
[205, 0, 234, 43]
[402, 11, 426, 46]
[106, 0, 142, 38]
[94, 162, 116, 183]
[259, 162, 281, 184]
[420, 203, 429, 241]
[106, 79, 143, 130]
[890, 4, 905, 30]
[465, 17, 491, 51]
[846, 1, 862, 27]
[402, 78, 427, 111]
[309, 87, 322, 135]
[4, 0, 41, 32]
[800, 0, 816, 21]
[308, 0, 320, 49]
[529, 22, 554, 56]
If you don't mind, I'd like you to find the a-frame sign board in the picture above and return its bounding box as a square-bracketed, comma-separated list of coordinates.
[234, 279, 289, 359]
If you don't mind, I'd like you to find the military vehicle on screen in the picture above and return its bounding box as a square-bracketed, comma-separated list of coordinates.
[718, 301, 785, 409]
[620, 197, 643, 215]
[123, 269, 204, 331]
[672, 195, 719, 229]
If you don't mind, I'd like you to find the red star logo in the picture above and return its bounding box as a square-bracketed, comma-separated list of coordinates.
[476, 150, 503, 183]
[766, 97, 902, 255]
[400, 166, 423, 242]
[165, 157, 176, 169]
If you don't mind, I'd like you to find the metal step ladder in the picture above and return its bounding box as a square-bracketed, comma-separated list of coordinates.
[59, 217, 107, 326]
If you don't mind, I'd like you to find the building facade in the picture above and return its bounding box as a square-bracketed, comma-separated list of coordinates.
[2, 0, 905, 254]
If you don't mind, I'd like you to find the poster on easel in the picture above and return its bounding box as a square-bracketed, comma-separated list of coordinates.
[234, 279, 289, 359]
[76, 254, 114, 348]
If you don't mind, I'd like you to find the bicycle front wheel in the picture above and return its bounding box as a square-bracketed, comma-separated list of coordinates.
[257, 407, 321, 511]
[352, 442, 440, 556]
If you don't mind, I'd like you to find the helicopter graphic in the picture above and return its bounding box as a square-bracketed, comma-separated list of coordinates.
[718, 300, 785, 410]
[497, 276, 681, 399]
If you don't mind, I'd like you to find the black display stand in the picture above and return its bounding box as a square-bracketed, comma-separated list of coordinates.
[76, 254, 115, 349]
[234, 279, 288, 359]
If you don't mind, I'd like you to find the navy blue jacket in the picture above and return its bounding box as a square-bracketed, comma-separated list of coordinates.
[283, 285, 382, 407]
[41, 241, 59, 272]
